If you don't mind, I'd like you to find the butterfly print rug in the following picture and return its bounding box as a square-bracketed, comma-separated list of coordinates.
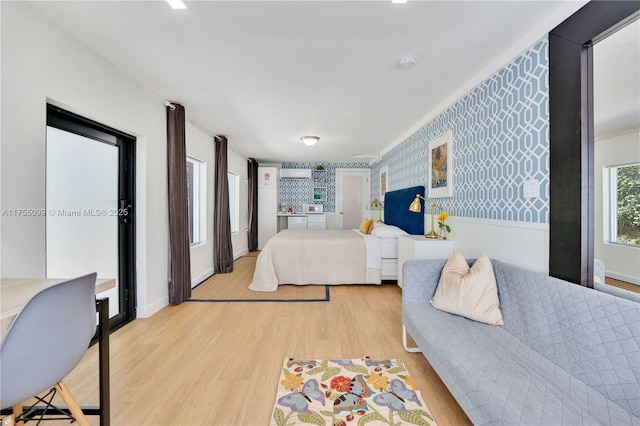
[271, 357, 436, 426]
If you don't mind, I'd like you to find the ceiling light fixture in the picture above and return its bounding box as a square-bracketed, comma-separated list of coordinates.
[301, 136, 319, 146]
[166, 0, 187, 10]
[392, 0, 408, 3]
[397, 55, 417, 70]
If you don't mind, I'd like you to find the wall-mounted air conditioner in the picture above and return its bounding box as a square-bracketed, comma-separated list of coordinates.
[280, 169, 312, 179]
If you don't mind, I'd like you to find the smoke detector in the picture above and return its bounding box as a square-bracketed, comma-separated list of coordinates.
[397, 55, 417, 70]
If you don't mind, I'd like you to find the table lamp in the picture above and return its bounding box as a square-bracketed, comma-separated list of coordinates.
[370, 197, 384, 222]
[408, 194, 443, 239]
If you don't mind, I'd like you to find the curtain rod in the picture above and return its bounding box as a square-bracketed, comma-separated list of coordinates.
[166, 100, 224, 141]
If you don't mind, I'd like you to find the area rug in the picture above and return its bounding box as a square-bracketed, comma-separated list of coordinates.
[188, 256, 330, 302]
[271, 357, 436, 426]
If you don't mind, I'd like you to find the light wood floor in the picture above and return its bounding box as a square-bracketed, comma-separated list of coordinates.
[38, 256, 471, 426]
[606, 276, 640, 294]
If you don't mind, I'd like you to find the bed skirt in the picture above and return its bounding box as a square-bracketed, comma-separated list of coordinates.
[249, 229, 381, 292]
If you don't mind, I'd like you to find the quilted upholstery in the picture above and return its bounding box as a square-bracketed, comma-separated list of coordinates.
[383, 186, 425, 235]
[402, 259, 640, 425]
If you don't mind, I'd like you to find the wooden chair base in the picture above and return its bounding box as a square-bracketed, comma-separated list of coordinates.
[55, 382, 89, 426]
[11, 404, 22, 426]
[2, 381, 88, 426]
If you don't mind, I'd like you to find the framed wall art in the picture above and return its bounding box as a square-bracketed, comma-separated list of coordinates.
[380, 166, 388, 199]
[428, 131, 453, 198]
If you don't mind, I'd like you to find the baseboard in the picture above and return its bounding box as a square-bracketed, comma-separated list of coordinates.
[192, 268, 214, 287]
[606, 271, 640, 286]
[137, 251, 249, 318]
[234, 249, 248, 260]
[137, 296, 169, 318]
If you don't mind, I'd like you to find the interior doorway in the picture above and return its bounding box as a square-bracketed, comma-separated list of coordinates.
[593, 18, 640, 288]
[335, 169, 370, 230]
[46, 105, 136, 332]
[548, 2, 640, 287]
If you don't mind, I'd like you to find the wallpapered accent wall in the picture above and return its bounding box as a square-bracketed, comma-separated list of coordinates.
[280, 162, 369, 213]
[373, 39, 549, 224]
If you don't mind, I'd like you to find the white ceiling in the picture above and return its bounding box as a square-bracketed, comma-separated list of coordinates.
[29, 0, 631, 164]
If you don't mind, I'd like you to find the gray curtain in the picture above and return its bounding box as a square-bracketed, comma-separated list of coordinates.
[247, 158, 259, 251]
[167, 103, 192, 304]
[214, 136, 234, 273]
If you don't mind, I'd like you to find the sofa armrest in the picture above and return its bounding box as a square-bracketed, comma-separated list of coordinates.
[402, 259, 448, 305]
[594, 258, 605, 284]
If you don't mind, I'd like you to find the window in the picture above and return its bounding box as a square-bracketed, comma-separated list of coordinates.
[245, 179, 249, 231]
[606, 163, 640, 246]
[228, 172, 240, 234]
[187, 157, 206, 246]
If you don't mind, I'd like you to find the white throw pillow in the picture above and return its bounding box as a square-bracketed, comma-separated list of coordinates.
[430, 251, 504, 326]
[370, 225, 408, 239]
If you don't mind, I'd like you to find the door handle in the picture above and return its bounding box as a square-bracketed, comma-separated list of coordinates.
[119, 199, 133, 224]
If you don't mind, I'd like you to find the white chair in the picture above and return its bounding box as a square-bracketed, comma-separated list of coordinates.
[0, 273, 97, 425]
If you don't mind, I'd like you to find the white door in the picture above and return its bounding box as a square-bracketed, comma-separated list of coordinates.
[336, 169, 370, 230]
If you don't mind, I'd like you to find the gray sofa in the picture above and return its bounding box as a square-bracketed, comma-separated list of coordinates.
[402, 258, 640, 425]
[594, 258, 640, 303]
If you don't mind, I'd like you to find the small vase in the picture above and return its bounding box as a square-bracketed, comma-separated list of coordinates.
[438, 229, 447, 240]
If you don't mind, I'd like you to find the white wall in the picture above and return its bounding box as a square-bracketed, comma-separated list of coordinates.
[1, 2, 168, 317]
[1, 3, 251, 313]
[186, 122, 215, 286]
[442, 217, 549, 273]
[184, 126, 250, 282]
[595, 130, 640, 285]
[228, 148, 248, 259]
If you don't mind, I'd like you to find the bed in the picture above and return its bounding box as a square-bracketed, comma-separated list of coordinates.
[248, 186, 425, 292]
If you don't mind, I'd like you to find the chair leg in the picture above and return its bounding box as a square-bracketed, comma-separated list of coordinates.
[11, 404, 22, 426]
[54, 382, 89, 426]
[403, 325, 421, 353]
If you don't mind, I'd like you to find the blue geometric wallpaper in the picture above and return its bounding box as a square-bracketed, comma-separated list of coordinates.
[280, 162, 370, 213]
[372, 40, 550, 224]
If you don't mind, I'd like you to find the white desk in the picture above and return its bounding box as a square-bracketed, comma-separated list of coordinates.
[1, 278, 114, 337]
[0, 277, 114, 425]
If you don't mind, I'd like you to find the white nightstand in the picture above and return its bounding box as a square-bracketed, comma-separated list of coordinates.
[397, 235, 455, 288]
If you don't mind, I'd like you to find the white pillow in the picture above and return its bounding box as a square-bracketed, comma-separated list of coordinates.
[430, 251, 504, 326]
[372, 221, 387, 229]
[371, 225, 408, 239]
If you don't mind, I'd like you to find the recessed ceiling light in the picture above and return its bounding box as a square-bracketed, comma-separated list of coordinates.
[166, 0, 187, 10]
[301, 136, 319, 146]
[392, 0, 408, 4]
[397, 55, 417, 70]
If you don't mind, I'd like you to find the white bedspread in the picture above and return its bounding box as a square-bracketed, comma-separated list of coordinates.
[249, 229, 381, 292]
[354, 229, 381, 270]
